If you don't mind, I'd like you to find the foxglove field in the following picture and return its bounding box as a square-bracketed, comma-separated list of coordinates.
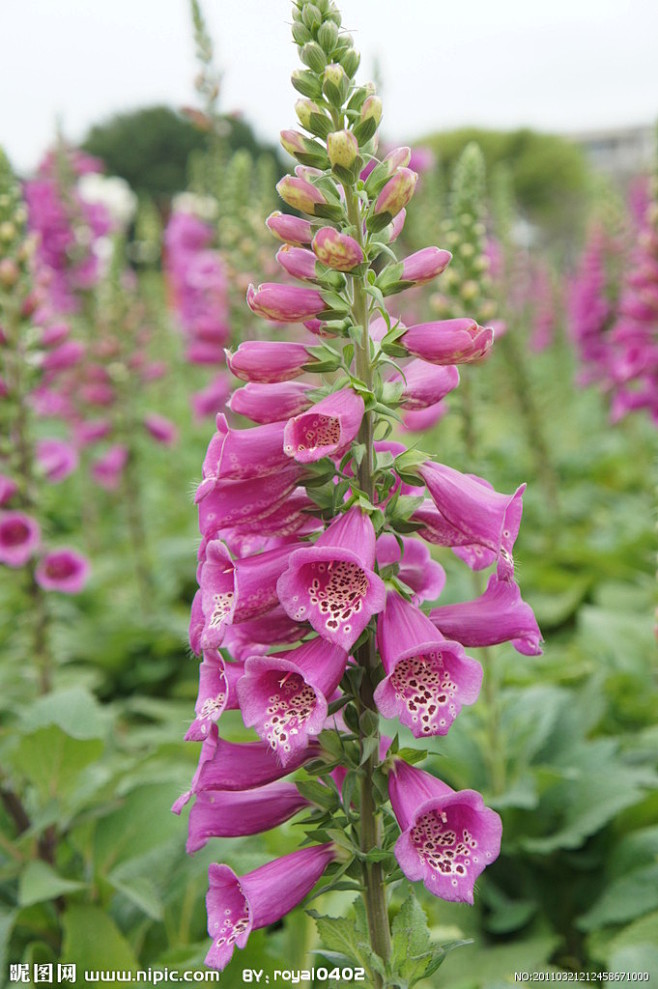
[0, 1, 656, 986]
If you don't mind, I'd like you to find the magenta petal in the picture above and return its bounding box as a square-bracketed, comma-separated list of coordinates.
[266, 211, 314, 246]
[0, 511, 41, 567]
[205, 864, 252, 970]
[238, 638, 348, 764]
[198, 467, 302, 538]
[276, 245, 318, 281]
[35, 438, 78, 483]
[389, 761, 502, 904]
[34, 548, 89, 593]
[198, 415, 289, 495]
[374, 592, 482, 737]
[195, 736, 320, 791]
[229, 381, 314, 424]
[393, 361, 460, 410]
[277, 509, 385, 649]
[402, 319, 494, 365]
[247, 282, 325, 323]
[430, 574, 542, 656]
[220, 606, 306, 660]
[185, 650, 243, 741]
[187, 781, 308, 850]
[284, 389, 365, 463]
[227, 341, 313, 383]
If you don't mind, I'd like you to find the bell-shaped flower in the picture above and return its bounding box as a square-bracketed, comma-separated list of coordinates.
[34, 548, 89, 594]
[205, 844, 336, 970]
[91, 445, 128, 490]
[312, 227, 364, 271]
[144, 413, 178, 446]
[198, 541, 296, 648]
[375, 533, 445, 604]
[221, 605, 306, 661]
[402, 402, 449, 433]
[417, 463, 525, 578]
[197, 467, 304, 539]
[187, 781, 310, 852]
[390, 361, 459, 410]
[276, 245, 318, 281]
[229, 381, 314, 424]
[197, 415, 289, 498]
[247, 282, 326, 323]
[193, 734, 321, 794]
[238, 637, 349, 764]
[0, 511, 41, 568]
[265, 211, 313, 246]
[388, 758, 502, 904]
[401, 319, 494, 365]
[185, 649, 244, 741]
[430, 574, 542, 656]
[224, 488, 321, 543]
[277, 507, 386, 649]
[226, 341, 316, 383]
[283, 388, 364, 464]
[35, 438, 78, 483]
[400, 247, 452, 285]
[373, 592, 482, 737]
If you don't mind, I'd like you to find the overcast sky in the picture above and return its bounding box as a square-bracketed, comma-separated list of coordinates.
[3, 0, 657, 174]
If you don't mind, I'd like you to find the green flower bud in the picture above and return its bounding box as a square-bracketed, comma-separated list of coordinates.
[291, 69, 323, 99]
[0, 221, 16, 244]
[292, 21, 312, 47]
[0, 257, 19, 288]
[340, 47, 360, 78]
[322, 62, 349, 105]
[301, 3, 322, 30]
[317, 20, 339, 52]
[301, 41, 327, 74]
[360, 95, 383, 127]
[459, 242, 475, 259]
[327, 129, 359, 169]
[295, 98, 319, 129]
[461, 279, 478, 300]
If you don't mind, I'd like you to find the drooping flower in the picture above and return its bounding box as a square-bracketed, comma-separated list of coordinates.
[276, 245, 318, 281]
[0, 511, 41, 568]
[187, 781, 310, 851]
[185, 649, 244, 741]
[246, 282, 326, 323]
[430, 573, 542, 656]
[312, 227, 364, 271]
[388, 759, 502, 903]
[373, 592, 482, 737]
[143, 413, 178, 446]
[205, 844, 336, 970]
[389, 361, 459, 410]
[91, 444, 129, 490]
[283, 388, 364, 463]
[266, 211, 314, 246]
[277, 507, 386, 649]
[238, 637, 349, 763]
[226, 341, 316, 383]
[401, 319, 494, 365]
[374, 168, 418, 218]
[198, 415, 290, 496]
[34, 548, 90, 594]
[35, 438, 78, 483]
[228, 381, 314, 424]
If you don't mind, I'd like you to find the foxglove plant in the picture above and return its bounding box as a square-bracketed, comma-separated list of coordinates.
[177, 4, 540, 982]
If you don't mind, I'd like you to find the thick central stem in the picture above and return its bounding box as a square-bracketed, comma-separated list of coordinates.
[346, 187, 392, 977]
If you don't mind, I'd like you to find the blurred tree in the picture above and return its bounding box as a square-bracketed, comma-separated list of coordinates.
[82, 105, 279, 201]
[421, 127, 591, 240]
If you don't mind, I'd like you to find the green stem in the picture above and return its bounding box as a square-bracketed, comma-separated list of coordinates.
[346, 186, 391, 980]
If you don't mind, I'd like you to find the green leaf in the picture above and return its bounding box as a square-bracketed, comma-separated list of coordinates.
[18, 861, 87, 907]
[0, 907, 17, 974]
[107, 873, 164, 921]
[391, 895, 432, 985]
[19, 687, 109, 740]
[9, 726, 104, 804]
[578, 861, 658, 931]
[310, 911, 372, 970]
[590, 910, 658, 974]
[61, 904, 139, 971]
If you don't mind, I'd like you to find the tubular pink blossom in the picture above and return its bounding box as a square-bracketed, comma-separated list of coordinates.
[277, 507, 386, 650]
[143, 413, 178, 446]
[375, 533, 445, 604]
[312, 227, 364, 271]
[194, 735, 321, 793]
[401, 319, 494, 365]
[417, 463, 525, 578]
[401, 401, 449, 433]
[191, 372, 232, 421]
[266, 211, 314, 246]
[42, 340, 85, 373]
[247, 282, 326, 323]
[276, 245, 318, 281]
[197, 467, 303, 538]
[430, 573, 542, 656]
[0, 511, 41, 567]
[373, 592, 482, 737]
[238, 637, 349, 764]
[185, 649, 244, 741]
[197, 415, 290, 497]
[187, 781, 309, 851]
[205, 844, 335, 970]
[35, 439, 78, 483]
[401, 246, 452, 284]
[91, 445, 128, 491]
[226, 341, 315, 383]
[388, 759, 502, 904]
[220, 605, 306, 661]
[276, 174, 327, 215]
[283, 388, 364, 463]
[229, 381, 314, 424]
[391, 361, 460, 410]
[374, 168, 418, 217]
[34, 548, 90, 594]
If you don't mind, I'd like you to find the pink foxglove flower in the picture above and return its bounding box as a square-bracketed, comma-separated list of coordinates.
[197, 467, 303, 539]
[277, 507, 386, 649]
[374, 168, 418, 217]
[276, 174, 327, 214]
[143, 413, 178, 446]
[389, 361, 460, 410]
[375, 533, 445, 604]
[373, 592, 482, 737]
[399, 247, 452, 285]
[91, 444, 128, 490]
[0, 474, 18, 507]
[401, 319, 494, 365]
[246, 282, 326, 323]
[266, 211, 314, 246]
[430, 574, 542, 656]
[205, 844, 336, 970]
[226, 341, 315, 383]
[388, 759, 501, 903]
[186, 649, 244, 741]
[283, 388, 364, 463]
[35, 438, 78, 483]
[228, 381, 314, 424]
[198, 416, 290, 495]
[187, 782, 310, 851]
[312, 227, 364, 271]
[276, 245, 318, 281]
[34, 548, 90, 594]
[238, 637, 349, 763]
[0, 511, 41, 567]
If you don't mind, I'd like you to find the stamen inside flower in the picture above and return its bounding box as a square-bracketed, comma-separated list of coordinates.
[390, 652, 459, 734]
[299, 559, 369, 636]
[263, 671, 317, 754]
[209, 591, 234, 629]
[285, 414, 341, 456]
[210, 886, 250, 951]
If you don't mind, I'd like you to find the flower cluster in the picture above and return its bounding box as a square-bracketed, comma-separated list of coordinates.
[176, 1, 541, 976]
[0, 148, 89, 594]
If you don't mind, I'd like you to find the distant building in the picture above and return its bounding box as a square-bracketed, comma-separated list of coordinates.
[565, 124, 655, 180]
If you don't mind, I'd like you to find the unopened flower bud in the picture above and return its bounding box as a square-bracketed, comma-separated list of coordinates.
[276, 174, 327, 214]
[295, 99, 319, 129]
[360, 95, 383, 127]
[301, 3, 322, 30]
[291, 69, 323, 100]
[292, 21, 312, 46]
[317, 20, 339, 52]
[323, 63, 349, 105]
[312, 227, 364, 271]
[301, 41, 327, 74]
[374, 168, 418, 218]
[280, 130, 307, 157]
[327, 129, 358, 169]
[340, 48, 360, 78]
[0, 221, 16, 243]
